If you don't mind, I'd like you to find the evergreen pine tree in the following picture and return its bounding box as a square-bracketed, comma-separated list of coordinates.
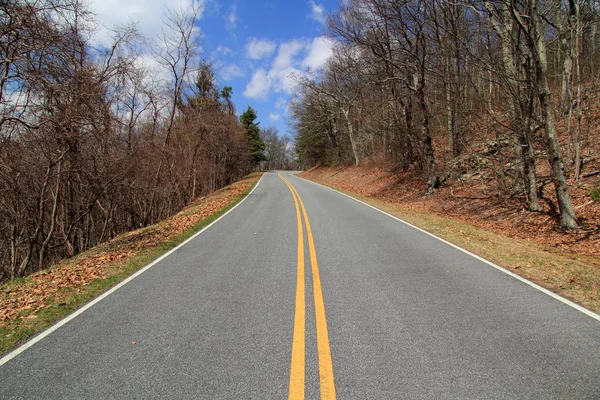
[240, 106, 267, 165]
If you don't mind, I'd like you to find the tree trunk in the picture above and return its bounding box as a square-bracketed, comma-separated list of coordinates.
[573, 2, 582, 182]
[445, 63, 456, 157]
[487, 0, 539, 210]
[402, 100, 415, 170]
[530, 3, 578, 229]
[560, 35, 574, 116]
[38, 158, 63, 270]
[560, 0, 578, 116]
[415, 72, 435, 173]
[341, 107, 360, 166]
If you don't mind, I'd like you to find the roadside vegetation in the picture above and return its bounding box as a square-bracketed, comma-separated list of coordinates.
[292, 1, 600, 312]
[0, 0, 273, 283]
[0, 173, 262, 355]
[292, 0, 600, 232]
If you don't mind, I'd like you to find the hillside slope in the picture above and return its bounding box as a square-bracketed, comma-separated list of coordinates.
[301, 165, 599, 256]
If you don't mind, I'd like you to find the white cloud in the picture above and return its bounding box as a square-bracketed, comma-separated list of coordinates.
[135, 53, 171, 85]
[243, 37, 331, 100]
[302, 36, 334, 70]
[243, 69, 271, 100]
[309, 0, 325, 24]
[88, 0, 205, 48]
[226, 3, 238, 30]
[273, 40, 307, 70]
[245, 37, 277, 60]
[269, 66, 302, 94]
[275, 97, 287, 109]
[219, 63, 245, 81]
[216, 45, 233, 56]
[269, 113, 281, 121]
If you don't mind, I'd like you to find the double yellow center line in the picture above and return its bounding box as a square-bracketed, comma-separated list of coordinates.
[278, 173, 336, 400]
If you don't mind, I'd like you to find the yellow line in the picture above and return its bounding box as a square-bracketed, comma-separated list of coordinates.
[280, 174, 336, 400]
[280, 174, 305, 400]
[288, 181, 337, 400]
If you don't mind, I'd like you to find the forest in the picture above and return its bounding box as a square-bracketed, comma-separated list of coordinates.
[3, 0, 600, 281]
[0, 0, 296, 280]
[292, 0, 600, 231]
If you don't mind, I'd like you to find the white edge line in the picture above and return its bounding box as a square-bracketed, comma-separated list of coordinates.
[295, 175, 600, 322]
[0, 174, 266, 366]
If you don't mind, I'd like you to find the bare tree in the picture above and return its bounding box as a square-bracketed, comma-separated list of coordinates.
[292, 0, 598, 229]
[0, 0, 251, 280]
[153, 5, 201, 145]
[261, 127, 294, 170]
[328, 0, 436, 174]
[296, 45, 368, 166]
[511, 0, 578, 229]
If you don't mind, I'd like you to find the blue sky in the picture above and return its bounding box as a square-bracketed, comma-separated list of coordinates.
[89, 0, 339, 137]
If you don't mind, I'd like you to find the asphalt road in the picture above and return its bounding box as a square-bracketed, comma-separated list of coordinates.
[1, 171, 599, 399]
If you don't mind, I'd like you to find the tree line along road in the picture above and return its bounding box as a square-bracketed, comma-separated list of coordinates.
[1, 171, 599, 399]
